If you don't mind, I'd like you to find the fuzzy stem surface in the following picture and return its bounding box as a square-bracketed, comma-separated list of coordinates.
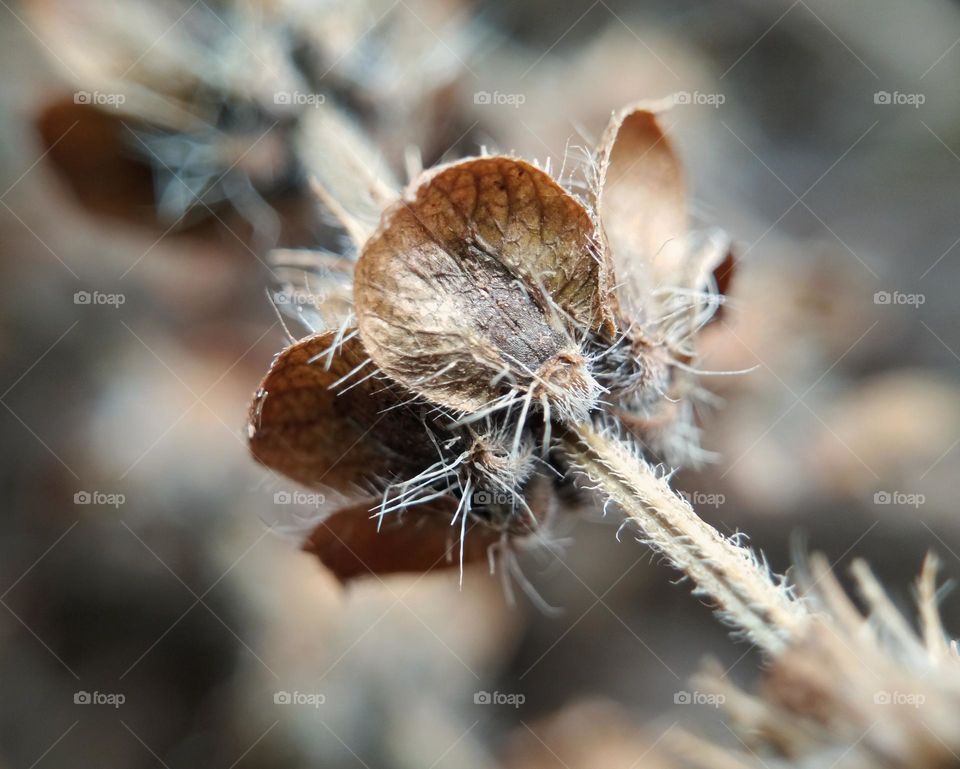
[567, 422, 809, 654]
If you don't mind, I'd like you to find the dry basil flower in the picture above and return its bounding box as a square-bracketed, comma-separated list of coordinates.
[248, 100, 732, 584]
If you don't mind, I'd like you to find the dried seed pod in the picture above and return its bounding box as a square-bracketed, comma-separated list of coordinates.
[595, 102, 732, 339]
[590, 102, 735, 462]
[28, 0, 312, 236]
[303, 470, 554, 583]
[248, 327, 555, 581]
[248, 100, 737, 584]
[248, 330, 435, 493]
[354, 156, 615, 419]
[303, 497, 500, 582]
[595, 101, 688, 318]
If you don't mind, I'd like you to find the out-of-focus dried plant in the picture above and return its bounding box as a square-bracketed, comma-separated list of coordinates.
[503, 699, 672, 769]
[25, 0, 472, 253]
[661, 555, 960, 769]
[500, 557, 960, 769]
[246, 98, 809, 652]
[28, 0, 303, 238]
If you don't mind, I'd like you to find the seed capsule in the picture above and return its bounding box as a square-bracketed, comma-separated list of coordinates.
[247, 101, 734, 582]
[354, 156, 615, 419]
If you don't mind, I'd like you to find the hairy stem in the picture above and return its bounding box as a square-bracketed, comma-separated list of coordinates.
[565, 422, 809, 654]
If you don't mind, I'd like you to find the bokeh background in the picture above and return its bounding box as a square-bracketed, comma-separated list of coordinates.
[2, 0, 959, 766]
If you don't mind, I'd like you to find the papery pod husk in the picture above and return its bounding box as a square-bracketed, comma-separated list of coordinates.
[595, 101, 688, 316]
[303, 497, 500, 582]
[596, 100, 732, 324]
[304, 473, 556, 582]
[248, 330, 436, 493]
[354, 156, 616, 414]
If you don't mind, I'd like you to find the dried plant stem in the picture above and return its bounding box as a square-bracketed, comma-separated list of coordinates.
[566, 422, 809, 654]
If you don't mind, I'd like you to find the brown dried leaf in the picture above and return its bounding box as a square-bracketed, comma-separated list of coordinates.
[248, 331, 434, 493]
[355, 156, 614, 413]
[304, 497, 500, 582]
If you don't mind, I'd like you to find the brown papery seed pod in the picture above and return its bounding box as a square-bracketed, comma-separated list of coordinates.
[248, 328, 552, 581]
[245, 100, 815, 659]
[303, 497, 499, 583]
[354, 156, 616, 423]
[595, 103, 689, 318]
[248, 331, 436, 494]
[595, 100, 731, 331]
[592, 101, 735, 463]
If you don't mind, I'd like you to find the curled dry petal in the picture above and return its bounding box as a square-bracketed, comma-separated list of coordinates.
[248, 331, 434, 492]
[303, 497, 501, 582]
[354, 156, 615, 415]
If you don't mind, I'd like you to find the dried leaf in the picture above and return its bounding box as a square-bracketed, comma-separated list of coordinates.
[248, 331, 434, 492]
[355, 156, 613, 413]
[303, 497, 500, 581]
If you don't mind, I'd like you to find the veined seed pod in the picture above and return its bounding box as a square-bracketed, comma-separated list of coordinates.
[354, 156, 617, 424]
[248, 332, 434, 493]
[248, 100, 734, 583]
[590, 101, 734, 464]
[248, 329, 552, 581]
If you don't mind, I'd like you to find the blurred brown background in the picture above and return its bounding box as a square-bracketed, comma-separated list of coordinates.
[2, 0, 959, 766]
